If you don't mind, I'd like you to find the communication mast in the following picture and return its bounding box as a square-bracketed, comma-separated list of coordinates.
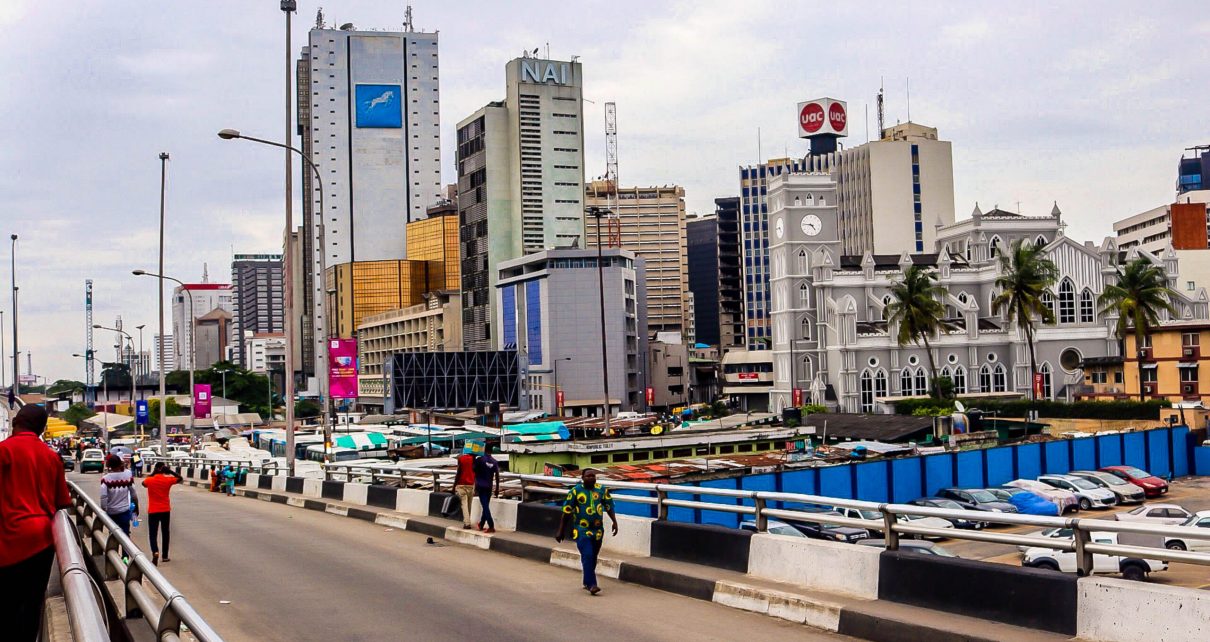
[85, 280, 95, 406]
[876, 80, 885, 139]
[604, 102, 622, 248]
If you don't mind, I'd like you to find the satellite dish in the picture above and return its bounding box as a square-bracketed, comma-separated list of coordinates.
[954, 400, 966, 413]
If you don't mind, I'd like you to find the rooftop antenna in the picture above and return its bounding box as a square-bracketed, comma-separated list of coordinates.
[545, 42, 550, 59]
[316, 6, 325, 29]
[403, 5, 413, 32]
[876, 79, 885, 139]
[906, 77, 911, 123]
[864, 103, 869, 143]
[202, 262, 209, 283]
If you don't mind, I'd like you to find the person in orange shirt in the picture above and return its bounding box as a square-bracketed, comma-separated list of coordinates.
[141, 462, 182, 565]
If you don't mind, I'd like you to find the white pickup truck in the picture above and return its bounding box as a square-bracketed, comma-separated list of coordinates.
[1022, 532, 1167, 581]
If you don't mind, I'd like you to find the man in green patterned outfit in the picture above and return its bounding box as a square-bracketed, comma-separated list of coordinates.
[555, 469, 618, 595]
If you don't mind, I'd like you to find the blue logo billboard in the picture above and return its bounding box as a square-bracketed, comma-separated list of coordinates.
[136, 400, 149, 425]
[355, 84, 402, 128]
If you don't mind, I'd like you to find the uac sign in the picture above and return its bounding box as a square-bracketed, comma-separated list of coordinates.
[520, 60, 571, 85]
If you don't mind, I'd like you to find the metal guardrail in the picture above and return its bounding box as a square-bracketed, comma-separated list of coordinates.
[152, 456, 1210, 577]
[67, 481, 224, 642]
[52, 510, 109, 642]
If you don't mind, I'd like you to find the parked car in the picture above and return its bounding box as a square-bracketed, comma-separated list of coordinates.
[1022, 533, 1167, 580]
[1068, 470, 1146, 504]
[1099, 466, 1169, 498]
[1163, 511, 1210, 551]
[857, 539, 958, 557]
[1116, 504, 1194, 525]
[907, 498, 986, 530]
[936, 488, 1020, 516]
[80, 448, 105, 473]
[740, 514, 870, 543]
[1038, 474, 1117, 510]
[1005, 479, 1080, 513]
[60, 453, 76, 472]
[988, 487, 1060, 516]
[1017, 527, 1073, 552]
[832, 506, 955, 539]
[739, 519, 809, 539]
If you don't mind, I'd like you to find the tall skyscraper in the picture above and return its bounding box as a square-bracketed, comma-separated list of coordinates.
[714, 197, 745, 353]
[171, 283, 233, 371]
[297, 17, 442, 359]
[585, 183, 688, 337]
[458, 56, 586, 351]
[739, 157, 809, 349]
[686, 214, 719, 347]
[154, 334, 174, 373]
[230, 254, 284, 369]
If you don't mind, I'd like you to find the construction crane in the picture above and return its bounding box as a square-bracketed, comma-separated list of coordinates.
[85, 280, 95, 406]
[604, 102, 622, 248]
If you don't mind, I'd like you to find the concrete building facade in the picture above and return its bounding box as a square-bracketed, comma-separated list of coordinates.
[1113, 190, 1210, 254]
[687, 215, 720, 347]
[494, 248, 645, 416]
[765, 170, 1210, 413]
[458, 56, 586, 351]
[243, 332, 287, 375]
[171, 284, 233, 372]
[356, 291, 463, 378]
[229, 254, 283, 369]
[714, 197, 745, 353]
[586, 183, 688, 337]
[154, 334, 174, 373]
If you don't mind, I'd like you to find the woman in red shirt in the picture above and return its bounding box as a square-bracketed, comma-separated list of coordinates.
[141, 463, 182, 565]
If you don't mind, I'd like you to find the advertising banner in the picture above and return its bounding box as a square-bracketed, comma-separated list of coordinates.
[1033, 373, 1044, 398]
[329, 339, 359, 399]
[135, 400, 149, 425]
[792, 388, 803, 407]
[193, 384, 212, 420]
[556, 389, 565, 414]
[645, 387, 654, 406]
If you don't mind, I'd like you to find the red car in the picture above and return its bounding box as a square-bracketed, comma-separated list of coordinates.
[1100, 466, 1169, 498]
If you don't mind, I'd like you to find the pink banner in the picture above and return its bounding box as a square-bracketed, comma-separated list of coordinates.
[329, 339, 359, 399]
[193, 384, 212, 419]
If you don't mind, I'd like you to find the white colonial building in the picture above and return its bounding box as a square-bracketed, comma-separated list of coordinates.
[767, 171, 1210, 413]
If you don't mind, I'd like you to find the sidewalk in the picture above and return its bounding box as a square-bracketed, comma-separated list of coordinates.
[181, 478, 1075, 642]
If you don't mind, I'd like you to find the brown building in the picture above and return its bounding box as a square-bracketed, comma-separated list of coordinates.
[1170, 202, 1209, 250]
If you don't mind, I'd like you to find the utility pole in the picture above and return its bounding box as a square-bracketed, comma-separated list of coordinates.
[11, 234, 19, 403]
[158, 152, 169, 445]
[587, 207, 612, 436]
[282, 0, 298, 477]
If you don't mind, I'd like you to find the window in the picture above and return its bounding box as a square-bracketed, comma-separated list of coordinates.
[1040, 363, 1053, 398]
[611, 453, 629, 463]
[1142, 367, 1158, 384]
[990, 236, 1002, 258]
[738, 443, 754, 453]
[882, 295, 892, 321]
[1180, 366, 1199, 383]
[875, 369, 888, 400]
[915, 368, 928, 396]
[1042, 291, 1055, 317]
[1058, 279, 1075, 324]
[1183, 332, 1200, 348]
[1080, 289, 1095, 323]
[1114, 371, 1123, 384]
[590, 454, 608, 464]
[797, 249, 808, 274]
[993, 364, 1008, 392]
[798, 283, 810, 308]
[860, 370, 874, 412]
[800, 317, 811, 340]
[653, 450, 668, 459]
[672, 448, 692, 458]
[952, 366, 967, 394]
[1188, 281, 1196, 291]
[900, 368, 914, 395]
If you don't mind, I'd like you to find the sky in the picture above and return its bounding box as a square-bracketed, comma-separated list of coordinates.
[1, 0, 1208, 385]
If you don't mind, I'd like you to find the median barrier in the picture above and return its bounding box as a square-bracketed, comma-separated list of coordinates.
[878, 548, 1078, 635]
[748, 533, 880, 599]
[487, 497, 519, 531]
[602, 514, 653, 557]
[302, 478, 323, 498]
[1076, 576, 1210, 641]
[342, 482, 369, 505]
[516, 502, 563, 536]
[366, 484, 398, 509]
[321, 480, 344, 500]
[651, 520, 752, 572]
[396, 487, 430, 515]
[285, 476, 304, 494]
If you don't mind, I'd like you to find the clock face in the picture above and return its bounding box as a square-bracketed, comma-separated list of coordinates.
[801, 214, 822, 237]
[774, 217, 785, 239]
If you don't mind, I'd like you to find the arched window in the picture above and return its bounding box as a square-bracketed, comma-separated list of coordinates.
[952, 365, 967, 394]
[1040, 362, 1053, 399]
[1042, 291, 1055, 318]
[875, 369, 888, 401]
[805, 193, 815, 205]
[801, 356, 814, 381]
[990, 236, 1003, 258]
[882, 295, 892, 321]
[915, 368, 928, 396]
[800, 316, 811, 340]
[798, 283, 810, 308]
[1036, 235, 1047, 247]
[1080, 289, 1095, 323]
[860, 370, 874, 413]
[957, 292, 969, 306]
[979, 364, 992, 392]
[797, 249, 808, 274]
[993, 364, 1008, 392]
[900, 368, 913, 395]
[1058, 279, 1076, 324]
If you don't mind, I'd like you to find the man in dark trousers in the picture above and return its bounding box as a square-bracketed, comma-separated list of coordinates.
[0, 405, 72, 641]
[555, 469, 618, 595]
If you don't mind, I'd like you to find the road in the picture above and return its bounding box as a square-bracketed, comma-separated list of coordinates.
[70, 472, 849, 641]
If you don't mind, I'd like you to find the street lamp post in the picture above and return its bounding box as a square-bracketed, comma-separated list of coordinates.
[1, 310, 5, 393]
[214, 368, 230, 403]
[552, 357, 572, 416]
[135, 324, 146, 399]
[218, 128, 328, 477]
[586, 207, 612, 435]
[95, 324, 139, 444]
[10, 234, 18, 403]
[157, 152, 169, 446]
[134, 270, 195, 437]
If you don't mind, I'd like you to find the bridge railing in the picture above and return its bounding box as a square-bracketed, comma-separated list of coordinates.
[67, 481, 224, 642]
[149, 456, 1210, 577]
[51, 509, 108, 642]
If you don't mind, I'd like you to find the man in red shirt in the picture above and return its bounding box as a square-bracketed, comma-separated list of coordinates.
[0, 405, 72, 641]
[450, 448, 477, 529]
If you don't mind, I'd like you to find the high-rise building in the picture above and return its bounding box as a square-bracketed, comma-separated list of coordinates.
[1179, 145, 1210, 195]
[243, 332, 287, 375]
[230, 254, 283, 369]
[154, 334, 174, 373]
[739, 158, 808, 349]
[297, 18, 442, 371]
[458, 56, 586, 351]
[405, 205, 460, 291]
[171, 283, 233, 371]
[714, 197, 744, 353]
[686, 214, 720, 347]
[585, 183, 688, 337]
[1114, 191, 1210, 254]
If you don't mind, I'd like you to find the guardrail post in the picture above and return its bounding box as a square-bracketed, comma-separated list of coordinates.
[882, 506, 900, 551]
[431, 470, 441, 492]
[754, 497, 768, 532]
[656, 489, 669, 521]
[102, 531, 121, 581]
[1073, 521, 1093, 577]
[518, 478, 529, 502]
[125, 560, 145, 620]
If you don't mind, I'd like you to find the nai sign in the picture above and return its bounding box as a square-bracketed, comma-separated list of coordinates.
[797, 98, 848, 138]
[520, 60, 572, 85]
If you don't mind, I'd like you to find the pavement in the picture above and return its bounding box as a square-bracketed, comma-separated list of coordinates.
[69, 471, 850, 642]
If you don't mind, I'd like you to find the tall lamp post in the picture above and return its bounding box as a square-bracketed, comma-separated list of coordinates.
[10, 234, 19, 403]
[218, 128, 328, 476]
[134, 270, 195, 436]
[1, 310, 5, 393]
[135, 324, 146, 398]
[586, 207, 613, 435]
[214, 368, 230, 404]
[94, 325, 137, 440]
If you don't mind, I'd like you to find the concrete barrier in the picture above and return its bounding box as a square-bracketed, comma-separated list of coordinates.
[343, 482, 368, 506]
[321, 480, 344, 500]
[1077, 576, 1210, 641]
[246, 473, 261, 488]
[396, 488, 430, 515]
[271, 475, 287, 492]
[747, 533, 879, 599]
[602, 514, 652, 557]
[301, 478, 322, 498]
[651, 521, 752, 572]
[487, 498, 518, 531]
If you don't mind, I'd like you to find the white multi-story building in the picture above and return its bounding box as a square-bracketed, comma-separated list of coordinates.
[1113, 190, 1210, 254]
[154, 334, 174, 373]
[458, 56, 586, 350]
[171, 283, 233, 371]
[243, 332, 287, 375]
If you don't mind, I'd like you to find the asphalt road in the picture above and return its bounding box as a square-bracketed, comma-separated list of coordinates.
[70, 472, 849, 641]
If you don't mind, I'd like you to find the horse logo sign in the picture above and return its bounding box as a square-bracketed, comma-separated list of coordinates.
[355, 84, 402, 128]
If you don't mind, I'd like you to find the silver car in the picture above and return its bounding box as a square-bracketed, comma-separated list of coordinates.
[1068, 470, 1146, 504]
[1038, 474, 1117, 510]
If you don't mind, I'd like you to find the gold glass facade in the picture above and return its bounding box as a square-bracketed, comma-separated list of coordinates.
[405, 213, 461, 291]
[327, 260, 438, 337]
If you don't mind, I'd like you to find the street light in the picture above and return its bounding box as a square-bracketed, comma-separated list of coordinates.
[157, 152, 169, 450]
[133, 270, 195, 437]
[219, 127, 329, 477]
[214, 368, 231, 404]
[585, 206, 612, 436]
[95, 324, 139, 446]
[10, 234, 19, 404]
[135, 324, 146, 397]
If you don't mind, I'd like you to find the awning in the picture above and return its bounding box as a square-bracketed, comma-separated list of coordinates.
[1178, 362, 1199, 368]
[1141, 363, 1158, 369]
[83, 413, 135, 430]
[333, 432, 388, 450]
[722, 385, 774, 395]
[394, 431, 495, 446]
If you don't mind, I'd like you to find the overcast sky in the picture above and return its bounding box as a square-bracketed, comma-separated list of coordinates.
[2, 1, 1208, 385]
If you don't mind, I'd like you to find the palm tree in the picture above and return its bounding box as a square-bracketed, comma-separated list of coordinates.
[992, 239, 1059, 401]
[1099, 258, 1177, 402]
[887, 265, 949, 398]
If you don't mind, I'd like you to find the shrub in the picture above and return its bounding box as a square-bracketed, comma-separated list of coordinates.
[893, 397, 1170, 420]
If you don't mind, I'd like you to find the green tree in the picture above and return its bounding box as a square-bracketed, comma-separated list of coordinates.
[100, 362, 132, 389]
[147, 397, 184, 431]
[46, 379, 86, 398]
[886, 265, 950, 398]
[166, 361, 272, 417]
[1099, 258, 1177, 402]
[61, 403, 96, 427]
[295, 399, 321, 419]
[992, 239, 1059, 401]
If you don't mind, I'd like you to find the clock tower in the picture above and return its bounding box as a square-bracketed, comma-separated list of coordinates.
[766, 171, 840, 413]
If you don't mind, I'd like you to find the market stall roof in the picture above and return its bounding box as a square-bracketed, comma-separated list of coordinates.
[393, 431, 495, 446]
[82, 412, 134, 430]
[334, 432, 388, 450]
[802, 413, 933, 443]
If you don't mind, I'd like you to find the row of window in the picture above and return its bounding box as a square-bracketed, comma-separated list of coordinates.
[857, 364, 1010, 412]
[587, 441, 778, 465]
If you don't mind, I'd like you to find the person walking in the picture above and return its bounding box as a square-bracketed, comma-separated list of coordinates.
[451, 446, 477, 529]
[141, 463, 182, 565]
[0, 406, 72, 642]
[555, 469, 618, 595]
[220, 464, 236, 496]
[75, 440, 83, 465]
[473, 443, 501, 533]
[100, 454, 139, 535]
